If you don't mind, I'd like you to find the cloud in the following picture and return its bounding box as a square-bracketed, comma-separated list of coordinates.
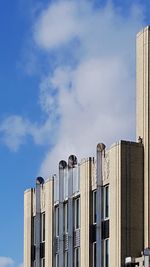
[0, 257, 14, 267]
[0, 0, 145, 175]
[0, 114, 58, 151]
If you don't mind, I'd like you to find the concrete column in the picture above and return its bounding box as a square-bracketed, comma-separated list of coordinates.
[80, 158, 91, 267]
[68, 155, 77, 267]
[96, 143, 105, 267]
[136, 26, 150, 247]
[45, 178, 54, 267]
[59, 160, 67, 267]
[35, 177, 44, 267]
[24, 189, 33, 267]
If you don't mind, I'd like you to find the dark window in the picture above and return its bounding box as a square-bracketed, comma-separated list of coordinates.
[93, 191, 97, 224]
[74, 198, 80, 229]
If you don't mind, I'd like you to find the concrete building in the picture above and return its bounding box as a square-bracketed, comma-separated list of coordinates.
[24, 26, 150, 267]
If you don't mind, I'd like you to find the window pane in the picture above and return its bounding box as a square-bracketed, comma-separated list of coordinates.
[74, 198, 80, 229]
[104, 239, 109, 267]
[40, 213, 45, 242]
[103, 186, 109, 219]
[64, 251, 68, 267]
[74, 247, 80, 267]
[64, 203, 68, 233]
[56, 254, 59, 267]
[55, 207, 59, 236]
[93, 191, 97, 224]
[93, 242, 96, 267]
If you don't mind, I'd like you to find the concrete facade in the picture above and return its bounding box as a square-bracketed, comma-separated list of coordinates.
[136, 26, 150, 248]
[24, 26, 150, 267]
[24, 141, 144, 267]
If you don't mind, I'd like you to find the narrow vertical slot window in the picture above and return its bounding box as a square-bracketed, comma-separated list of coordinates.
[56, 254, 59, 267]
[93, 242, 96, 267]
[103, 239, 109, 267]
[64, 251, 68, 267]
[41, 213, 45, 242]
[74, 247, 80, 267]
[74, 198, 80, 229]
[64, 202, 68, 233]
[103, 186, 109, 219]
[55, 206, 59, 237]
[93, 191, 97, 224]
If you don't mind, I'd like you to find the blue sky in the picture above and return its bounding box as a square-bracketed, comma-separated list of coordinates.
[0, 0, 149, 266]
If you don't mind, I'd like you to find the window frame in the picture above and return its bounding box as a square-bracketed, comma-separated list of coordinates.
[103, 185, 109, 220]
[74, 247, 80, 267]
[41, 212, 45, 242]
[103, 238, 109, 267]
[93, 190, 97, 224]
[64, 202, 68, 233]
[55, 206, 59, 237]
[74, 198, 80, 230]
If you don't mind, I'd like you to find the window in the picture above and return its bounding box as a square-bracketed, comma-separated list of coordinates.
[56, 254, 59, 267]
[55, 206, 59, 236]
[103, 239, 109, 267]
[41, 213, 45, 242]
[41, 258, 45, 267]
[74, 198, 80, 229]
[93, 191, 97, 224]
[74, 247, 80, 267]
[64, 251, 68, 267]
[32, 216, 36, 245]
[64, 202, 68, 233]
[93, 242, 96, 267]
[103, 186, 109, 219]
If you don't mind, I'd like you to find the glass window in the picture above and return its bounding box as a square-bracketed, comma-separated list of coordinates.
[55, 206, 59, 236]
[64, 202, 68, 233]
[74, 198, 80, 229]
[73, 166, 79, 193]
[41, 213, 45, 242]
[54, 174, 59, 202]
[56, 254, 59, 267]
[103, 239, 109, 267]
[41, 258, 45, 267]
[74, 247, 80, 267]
[93, 242, 96, 267]
[103, 186, 109, 219]
[93, 191, 97, 224]
[64, 169, 68, 199]
[32, 216, 36, 245]
[64, 251, 68, 267]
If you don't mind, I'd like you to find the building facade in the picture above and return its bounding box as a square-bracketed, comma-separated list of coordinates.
[24, 26, 150, 267]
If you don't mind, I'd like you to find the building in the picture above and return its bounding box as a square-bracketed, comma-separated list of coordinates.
[24, 26, 150, 267]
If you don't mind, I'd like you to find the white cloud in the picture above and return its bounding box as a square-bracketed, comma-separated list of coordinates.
[0, 257, 14, 267]
[35, 0, 144, 176]
[33, 1, 81, 50]
[0, 115, 57, 151]
[0, 0, 145, 176]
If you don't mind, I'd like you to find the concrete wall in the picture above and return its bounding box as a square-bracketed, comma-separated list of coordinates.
[80, 158, 93, 267]
[24, 189, 33, 267]
[108, 141, 144, 267]
[136, 26, 150, 247]
[45, 179, 53, 267]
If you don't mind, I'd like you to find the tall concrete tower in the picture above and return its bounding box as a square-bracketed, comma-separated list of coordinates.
[136, 26, 150, 248]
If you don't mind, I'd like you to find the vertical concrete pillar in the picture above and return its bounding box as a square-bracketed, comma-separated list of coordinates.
[80, 158, 91, 267]
[35, 177, 44, 267]
[136, 26, 150, 247]
[68, 155, 77, 267]
[45, 178, 54, 267]
[59, 160, 67, 267]
[24, 189, 33, 267]
[96, 143, 105, 267]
